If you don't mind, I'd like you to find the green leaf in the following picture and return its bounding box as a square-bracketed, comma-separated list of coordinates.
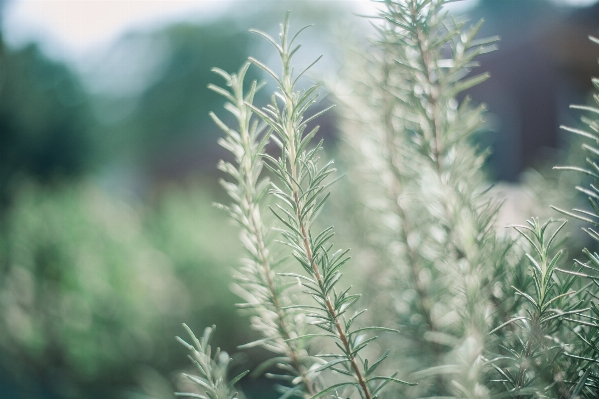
[309, 382, 357, 399]
[365, 376, 416, 387]
[227, 370, 250, 389]
[445, 73, 490, 98]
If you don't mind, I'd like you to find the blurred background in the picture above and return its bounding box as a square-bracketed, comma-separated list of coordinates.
[0, 0, 598, 398]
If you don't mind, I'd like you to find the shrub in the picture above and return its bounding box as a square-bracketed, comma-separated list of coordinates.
[0, 182, 242, 398]
[177, 1, 599, 398]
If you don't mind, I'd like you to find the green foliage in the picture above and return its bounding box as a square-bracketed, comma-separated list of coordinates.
[489, 219, 584, 397]
[176, 324, 249, 399]
[0, 181, 242, 398]
[7, 2, 599, 399]
[0, 182, 183, 394]
[210, 62, 316, 396]
[0, 42, 94, 207]
[193, 4, 599, 399]
[549, 36, 599, 398]
[247, 13, 413, 399]
[333, 0, 508, 397]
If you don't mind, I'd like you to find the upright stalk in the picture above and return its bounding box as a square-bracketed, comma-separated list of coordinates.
[249, 13, 413, 399]
[211, 63, 315, 396]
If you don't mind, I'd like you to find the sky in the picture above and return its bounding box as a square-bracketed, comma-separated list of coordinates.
[1, 0, 597, 96]
[3, 1, 234, 58]
[3, 0, 597, 63]
[0, 0, 480, 96]
[1, 0, 481, 60]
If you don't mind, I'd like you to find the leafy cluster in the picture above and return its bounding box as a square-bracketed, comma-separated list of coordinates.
[489, 219, 583, 397]
[209, 63, 315, 395]
[195, 13, 408, 399]
[485, 36, 599, 399]
[176, 324, 248, 399]
[177, 4, 599, 399]
[247, 13, 413, 399]
[546, 37, 599, 397]
[334, 0, 508, 396]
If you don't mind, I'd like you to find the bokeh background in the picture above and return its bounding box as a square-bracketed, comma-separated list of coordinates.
[0, 0, 598, 398]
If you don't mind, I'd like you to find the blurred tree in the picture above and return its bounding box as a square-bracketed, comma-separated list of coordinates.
[97, 4, 345, 188]
[0, 37, 94, 208]
[97, 20, 260, 186]
[0, 181, 245, 399]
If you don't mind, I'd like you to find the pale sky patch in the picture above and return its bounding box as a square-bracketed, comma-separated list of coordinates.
[551, 0, 599, 6]
[2, 0, 233, 58]
[1, 0, 486, 61]
[2, 0, 595, 95]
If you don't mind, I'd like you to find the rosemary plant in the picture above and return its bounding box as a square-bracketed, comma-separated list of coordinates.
[489, 219, 585, 398]
[334, 1, 508, 396]
[549, 36, 599, 398]
[176, 324, 248, 399]
[210, 63, 316, 396]
[483, 35, 599, 399]
[247, 12, 413, 399]
[174, 6, 599, 399]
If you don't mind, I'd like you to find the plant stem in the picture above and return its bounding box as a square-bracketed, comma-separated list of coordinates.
[410, 0, 443, 172]
[515, 315, 539, 399]
[238, 88, 315, 396]
[246, 198, 315, 396]
[285, 110, 372, 399]
[293, 188, 372, 399]
[380, 67, 444, 394]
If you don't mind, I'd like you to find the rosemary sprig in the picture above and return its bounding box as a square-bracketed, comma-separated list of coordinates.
[211, 63, 316, 396]
[248, 12, 414, 399]
[176, 324, 249, 399]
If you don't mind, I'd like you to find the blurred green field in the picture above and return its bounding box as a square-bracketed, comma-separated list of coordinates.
[0, 180, 248, 398]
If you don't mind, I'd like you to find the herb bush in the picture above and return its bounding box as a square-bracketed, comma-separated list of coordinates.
[176, 1, 599, 398]
[0, 182, 243, 398]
